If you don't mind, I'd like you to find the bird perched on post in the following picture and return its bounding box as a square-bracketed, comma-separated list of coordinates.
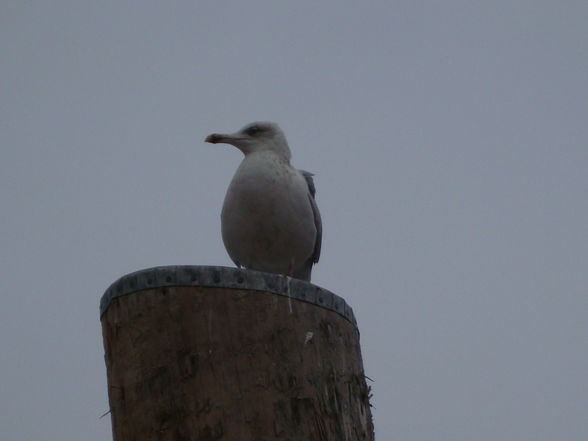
[205, 122, 322, 281]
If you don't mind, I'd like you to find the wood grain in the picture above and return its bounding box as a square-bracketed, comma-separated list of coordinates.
[102, 286, 374, 441]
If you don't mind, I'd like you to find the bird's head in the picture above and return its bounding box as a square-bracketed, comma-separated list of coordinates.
[205, 122, 291, 160]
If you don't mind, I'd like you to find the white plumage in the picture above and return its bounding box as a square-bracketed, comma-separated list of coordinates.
[205, 122, 321, 281]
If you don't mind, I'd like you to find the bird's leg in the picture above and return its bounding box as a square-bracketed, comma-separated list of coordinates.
[280, 258, 296, 287]
[286, 257, 296, 278]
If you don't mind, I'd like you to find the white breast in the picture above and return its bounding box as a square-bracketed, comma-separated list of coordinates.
[221, 151, 316, 276]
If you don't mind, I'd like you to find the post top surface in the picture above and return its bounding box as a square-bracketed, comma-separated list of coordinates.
[100, 265, 357, 326]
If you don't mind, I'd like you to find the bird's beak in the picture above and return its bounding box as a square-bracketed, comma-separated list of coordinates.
[205, 133, 241, 145]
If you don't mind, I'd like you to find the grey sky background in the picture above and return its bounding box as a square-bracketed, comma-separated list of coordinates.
[2, 1, 587, 440]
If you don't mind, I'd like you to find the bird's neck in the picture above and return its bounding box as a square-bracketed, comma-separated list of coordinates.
[245, 149, 291, 164]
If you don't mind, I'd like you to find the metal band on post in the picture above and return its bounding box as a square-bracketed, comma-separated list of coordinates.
[101, 265, 357, 325]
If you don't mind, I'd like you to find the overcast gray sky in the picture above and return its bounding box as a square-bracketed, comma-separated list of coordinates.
[2, 1, 587, 440]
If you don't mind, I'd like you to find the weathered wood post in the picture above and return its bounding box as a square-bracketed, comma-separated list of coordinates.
[100, 265, 374, 440]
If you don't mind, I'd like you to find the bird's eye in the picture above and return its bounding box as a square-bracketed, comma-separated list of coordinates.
[244, 125, 262, 136]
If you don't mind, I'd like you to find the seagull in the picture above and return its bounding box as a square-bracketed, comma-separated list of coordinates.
[205, 122, 322, 281]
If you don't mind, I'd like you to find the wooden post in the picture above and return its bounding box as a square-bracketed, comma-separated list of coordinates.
[101, 266, 374, 441]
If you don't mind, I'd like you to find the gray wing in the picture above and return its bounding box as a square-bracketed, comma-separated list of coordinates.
[300, 170, 322, 264]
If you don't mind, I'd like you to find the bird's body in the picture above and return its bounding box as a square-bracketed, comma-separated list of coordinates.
[206, 122, 321, 281]
[222, 150, 317, 279]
